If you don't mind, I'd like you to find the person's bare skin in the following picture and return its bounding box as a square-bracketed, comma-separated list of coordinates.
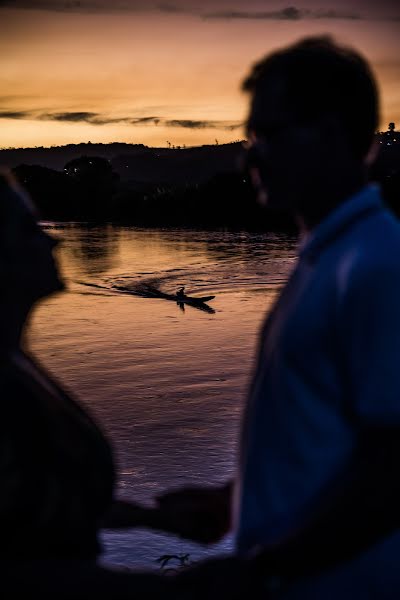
[102, 483, 232, 545]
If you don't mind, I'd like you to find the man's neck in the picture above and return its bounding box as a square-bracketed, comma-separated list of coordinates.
[297, 167, 367, 233]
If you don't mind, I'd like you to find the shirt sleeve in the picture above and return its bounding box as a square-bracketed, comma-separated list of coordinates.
[340, 264, 400, 424]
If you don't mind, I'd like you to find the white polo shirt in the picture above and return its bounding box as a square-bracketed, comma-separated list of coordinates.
[236, 184, 400, 553]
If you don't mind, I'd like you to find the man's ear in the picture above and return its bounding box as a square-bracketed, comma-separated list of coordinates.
[365, 139, 380, 167]
[249, 167, 268, 207]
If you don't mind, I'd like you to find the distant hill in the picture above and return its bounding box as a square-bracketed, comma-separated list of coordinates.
[0, 141, 244, 185]
[0, 142, 147, 171]
[2, 136, 399, 230]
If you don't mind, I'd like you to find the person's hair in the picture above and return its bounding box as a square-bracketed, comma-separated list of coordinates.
[242, 36, 379, 159]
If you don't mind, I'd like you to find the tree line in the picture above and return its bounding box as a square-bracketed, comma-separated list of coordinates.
[12, 131, 400, 231]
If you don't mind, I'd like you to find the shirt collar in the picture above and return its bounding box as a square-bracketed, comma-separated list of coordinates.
[299, 184, 383, 262]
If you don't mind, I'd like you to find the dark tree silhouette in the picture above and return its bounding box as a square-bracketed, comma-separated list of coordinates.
[6, 136, 400, 228]
[64, 156, 119, 220]
[13, 164, 75, 220]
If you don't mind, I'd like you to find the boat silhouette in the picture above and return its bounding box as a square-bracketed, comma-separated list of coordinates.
[76, 281, 216, 314]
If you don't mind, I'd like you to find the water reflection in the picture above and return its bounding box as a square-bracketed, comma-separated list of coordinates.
[30, 225, 296, 568]
[176, 301, 215, 314]
[70, 225, 120, 275]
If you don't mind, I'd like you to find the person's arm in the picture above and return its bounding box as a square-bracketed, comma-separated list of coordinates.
[153, 480, 233, 543]
[100, 499, 156, 529]
[101, 481, 233, 543]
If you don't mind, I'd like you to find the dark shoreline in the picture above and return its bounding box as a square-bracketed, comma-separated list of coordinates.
[2, 134, 399, 231]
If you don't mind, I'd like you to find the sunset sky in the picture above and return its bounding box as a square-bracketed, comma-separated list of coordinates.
[1, 0, 399, 148]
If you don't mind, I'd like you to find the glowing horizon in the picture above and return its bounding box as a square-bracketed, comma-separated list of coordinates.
[1, 1, 399, 149]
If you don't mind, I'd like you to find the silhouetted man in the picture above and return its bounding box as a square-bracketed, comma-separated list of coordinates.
[155, 37, 400, 597]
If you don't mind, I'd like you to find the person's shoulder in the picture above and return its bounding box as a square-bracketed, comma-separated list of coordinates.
[0, 361, 32, 426]
[364, 213, 400, 267]
[343, 201, 400, 261]
[0, 358, 36, 402]
[334, 207, 400, 298]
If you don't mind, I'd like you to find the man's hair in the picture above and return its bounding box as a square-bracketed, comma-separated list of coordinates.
[242, 36, 379, 158]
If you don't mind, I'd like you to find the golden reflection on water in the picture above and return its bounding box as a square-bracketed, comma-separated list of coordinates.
[28, 225, 297, 567]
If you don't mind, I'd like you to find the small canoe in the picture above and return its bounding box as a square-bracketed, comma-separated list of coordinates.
[175, 295, 215, 306]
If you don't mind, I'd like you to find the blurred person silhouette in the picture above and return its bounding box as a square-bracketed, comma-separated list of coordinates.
[155, 37, 400, 598]
[0, 171, 255, 598]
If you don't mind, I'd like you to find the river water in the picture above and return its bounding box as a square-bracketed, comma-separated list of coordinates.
[28, 224, 297, 569]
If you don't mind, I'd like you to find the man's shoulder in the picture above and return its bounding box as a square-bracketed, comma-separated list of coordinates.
[0, 360, 36, 407]
[338, 206, 400, 268]
[324, 206, 400, 300]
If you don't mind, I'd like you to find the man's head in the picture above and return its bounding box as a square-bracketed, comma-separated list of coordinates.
[0, 171, 63, 310]
[242, 36, 379, 222]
